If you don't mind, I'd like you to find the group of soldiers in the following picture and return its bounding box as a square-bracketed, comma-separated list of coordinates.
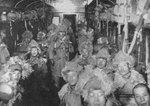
[58, 38, 148, 106]
[0, 18, 75, 105]
[0, 18, 149, 106]
[16, 19, 150, 106]
[57, 22, 149, 106]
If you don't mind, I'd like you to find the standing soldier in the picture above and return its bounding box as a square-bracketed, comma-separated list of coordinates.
[47, 23, 74, 88]
[0, 29, 10, 67]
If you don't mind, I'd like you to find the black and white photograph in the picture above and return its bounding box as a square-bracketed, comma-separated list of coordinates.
[0, 0, 150, 106]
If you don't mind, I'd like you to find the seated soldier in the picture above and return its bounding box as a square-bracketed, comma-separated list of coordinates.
[86, 85, 108, 106]
[92, 47, 115, 79]
[133, 83, 150, 106]
[113, 51, 146, 105]
[58, 61, 83, 106]
[80, 67, 118, 106]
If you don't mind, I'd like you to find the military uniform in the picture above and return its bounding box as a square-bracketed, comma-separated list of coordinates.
[59, 84, 82, 106]
[59, 61, 83, 106]
[0, 43, 10, 66]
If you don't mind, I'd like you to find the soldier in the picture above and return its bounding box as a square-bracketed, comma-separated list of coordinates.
[26, 41, 48, 102]
[113, 51, 146, 105]
[94, 48, 111, 68]
[0, 29, 10, 67]
[133, 83, 150, 106]
[75, 40, 94, 68]
[47, 23, 59, 60]
[47, 23, 74, 88]
[17, 30, 36, 52]
[27, 40, 47, 82]
[78, 24, 94, 48]
[58, 61, 83, 106]
[77, 64, 116, 106]
[36, 30, 48, 58]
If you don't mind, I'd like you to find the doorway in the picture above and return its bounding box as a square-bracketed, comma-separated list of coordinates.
[63, 14, 76, 33]
[63, 14, 77, 60]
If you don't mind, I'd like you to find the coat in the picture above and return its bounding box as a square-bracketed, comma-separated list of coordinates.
[0, 43, 10, 65]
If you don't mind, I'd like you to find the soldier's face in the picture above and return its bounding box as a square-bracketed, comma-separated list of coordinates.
[97, 58, 106, 69]
[82, 49, 89, 58]
[97, 38, 102, 44]
[134, 87, 150, 106]
[50, 30, 54, 34]
[25, 38, 31, 43]
[67, 72, 78, 85]
[11, 70, 21, 81]
[87, 89, 106, 106]
[118, 62, 131, 79]
[31, 48, 38, 56]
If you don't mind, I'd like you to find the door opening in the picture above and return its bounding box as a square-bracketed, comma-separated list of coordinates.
[63, 14, 76, 33]
[63, 14, 77, 60]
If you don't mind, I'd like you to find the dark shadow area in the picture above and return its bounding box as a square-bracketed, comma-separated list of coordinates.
[14, 60, 60, 106]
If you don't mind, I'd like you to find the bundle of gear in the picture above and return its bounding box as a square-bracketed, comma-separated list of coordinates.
[2, 56, 34, 79]
[0, 56, 34, 103]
